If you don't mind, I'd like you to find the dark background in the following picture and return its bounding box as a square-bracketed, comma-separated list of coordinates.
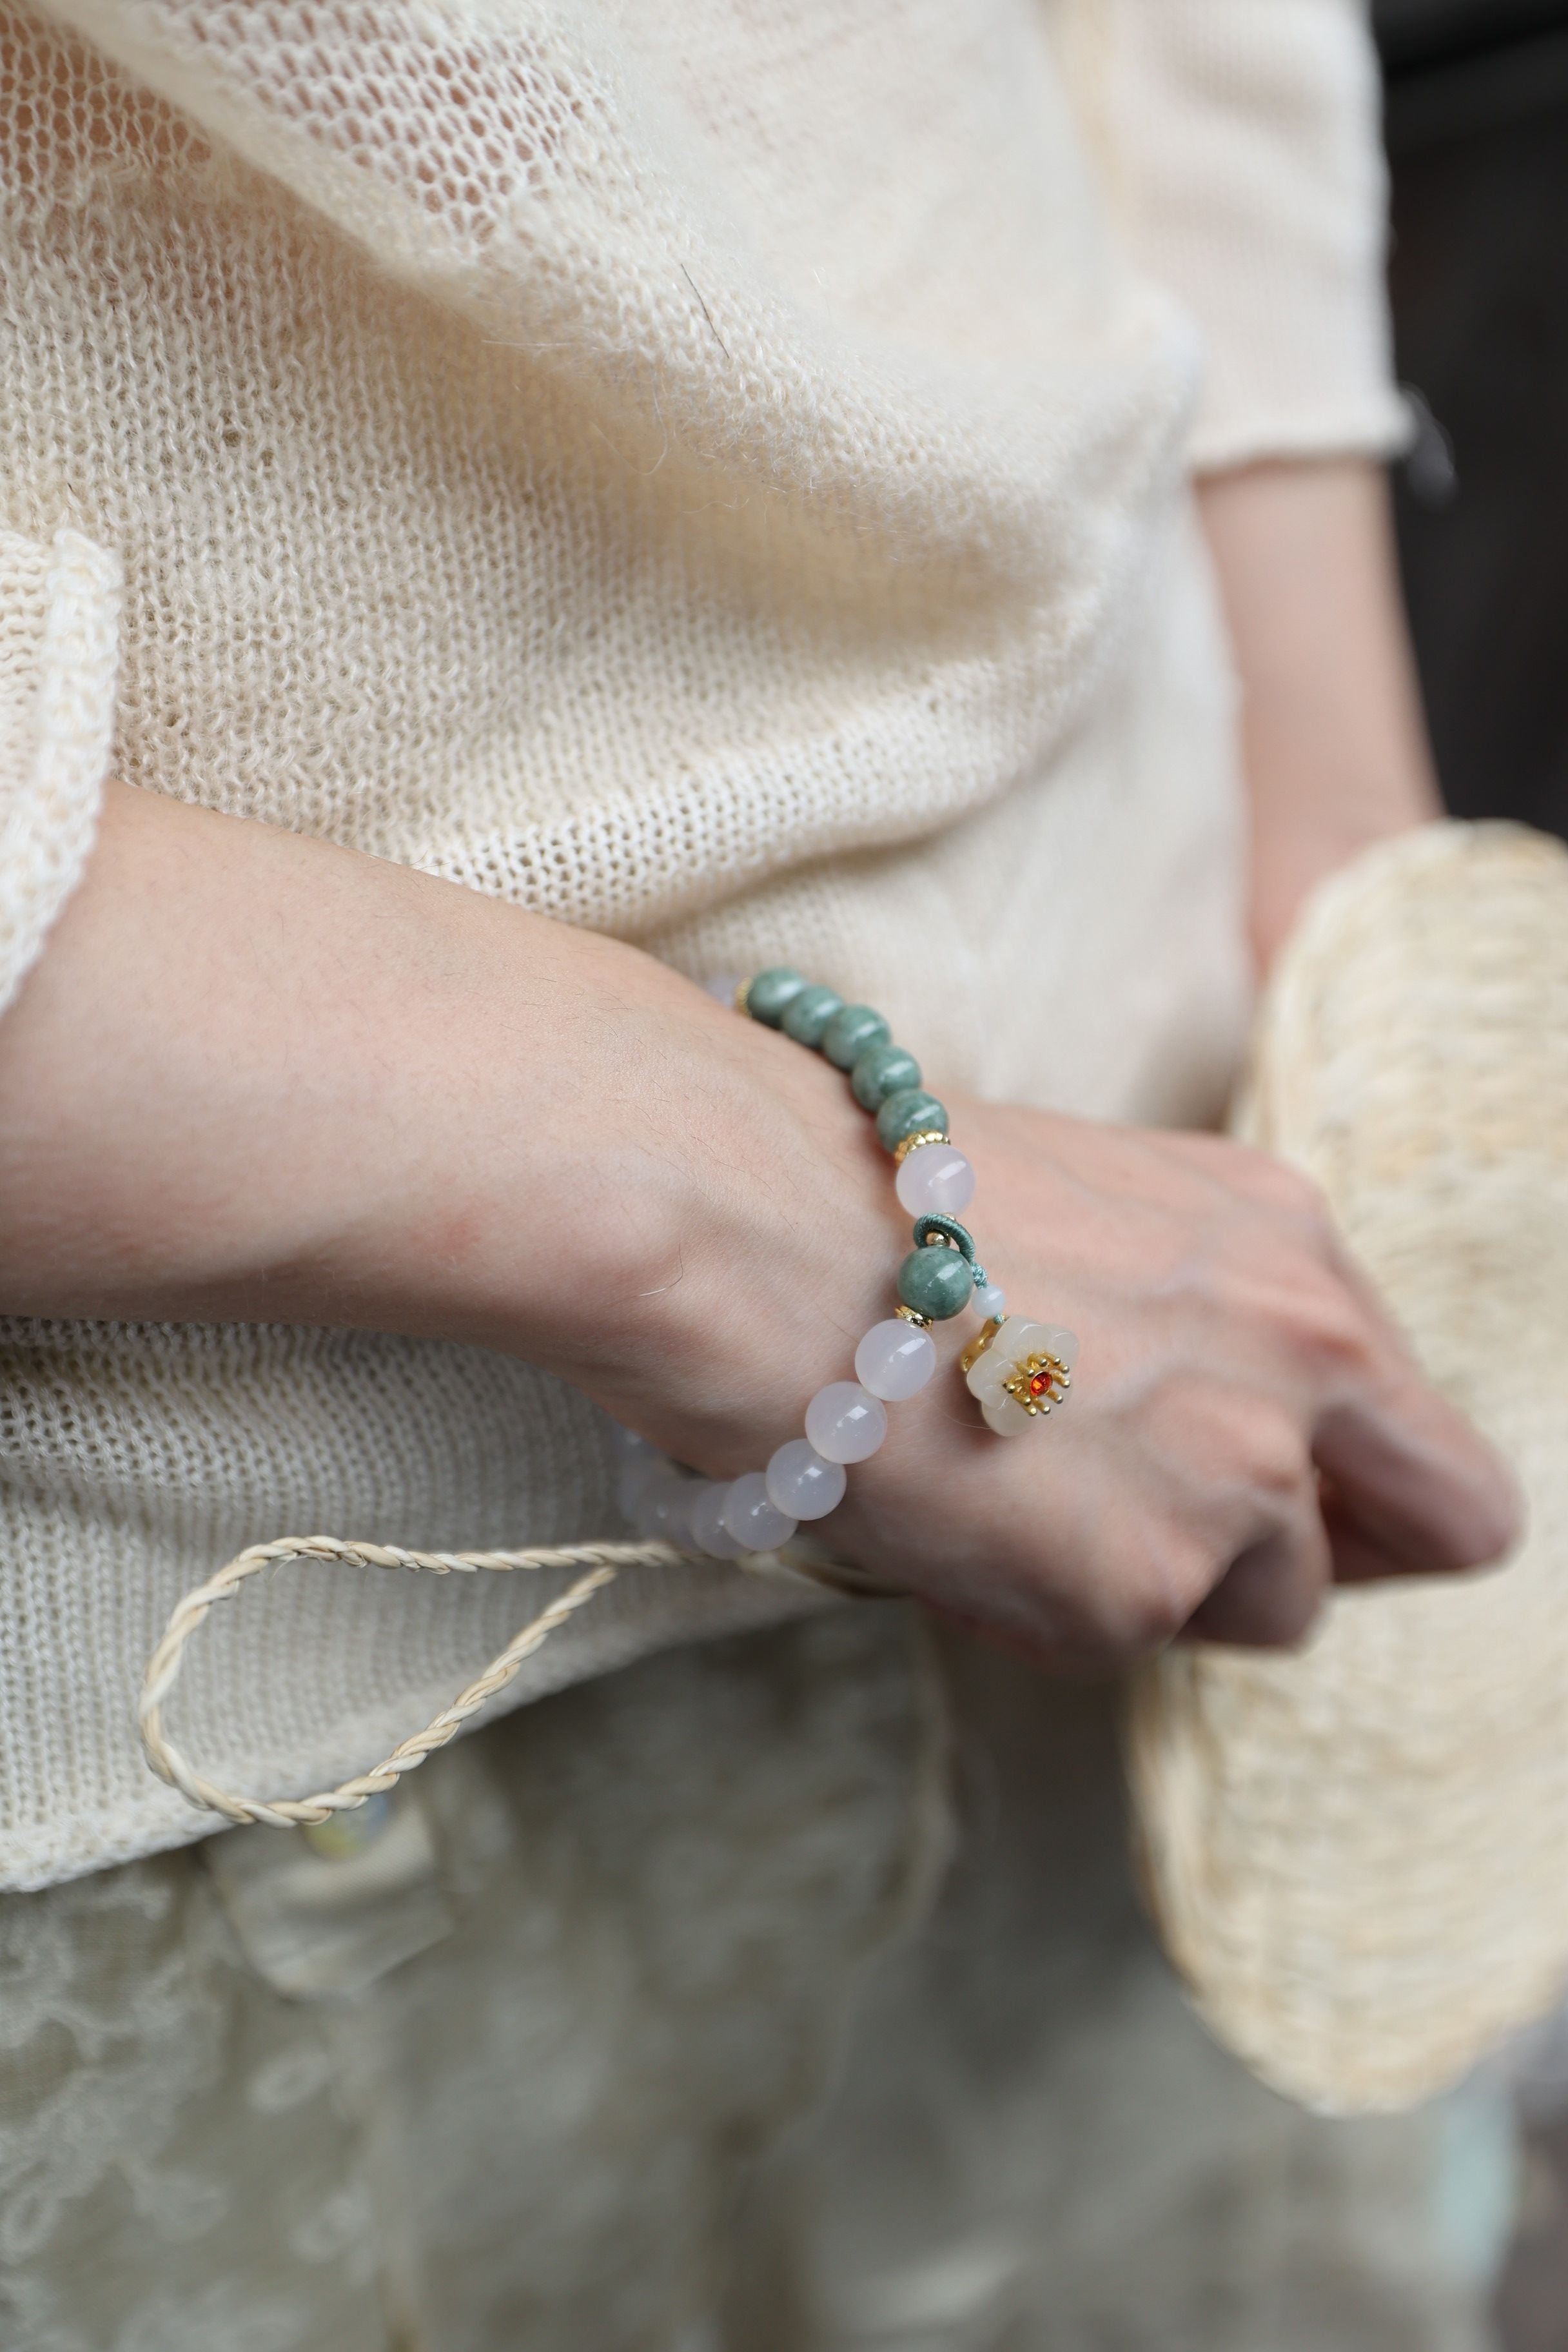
[1377, 0, 1568, 846]
[1375, 11, 1568, 2338]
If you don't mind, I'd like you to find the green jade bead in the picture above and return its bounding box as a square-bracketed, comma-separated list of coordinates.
[746, 966, 808, 1027]
[897, 1244, 973, 1322]
[781, 983, 845, 1046]
[875, 1086, 948, 1152]
[822, 1003, 891, 1072]
[852, 1043, 921, 1112]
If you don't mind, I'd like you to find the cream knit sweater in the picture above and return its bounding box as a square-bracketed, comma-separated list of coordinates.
[0, 0, 1403, 1887]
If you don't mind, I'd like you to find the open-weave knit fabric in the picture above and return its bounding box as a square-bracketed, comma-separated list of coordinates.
[0, 0, 1401, 1886]
[1128, 823, 1568, 2113]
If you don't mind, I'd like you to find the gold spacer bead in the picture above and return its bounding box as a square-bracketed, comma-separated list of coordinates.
[734, 975, 754, 1015]
[892, 1127, 950, 1166]
[894, 1303, 933, 1329]
[958, 1315, 1006, 1377]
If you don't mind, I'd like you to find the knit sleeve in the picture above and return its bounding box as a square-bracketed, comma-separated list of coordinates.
[0, 530, 122, 1018]
[1084, 0, 1407, 471]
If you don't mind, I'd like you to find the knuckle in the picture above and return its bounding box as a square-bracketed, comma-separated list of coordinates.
[1136, 1586, 1193, 1650]
[1119, 1538, 1215, 1651]
[1275, 1272, 1373, 1380]
[1116, 1583, 1186, 1652]
[1142, 1371, 1311, 1505]
[1235, 1405, 1312, 1502]
[1275, 1162, 1331, 1228]
[1228, 1144, 1326, 1224]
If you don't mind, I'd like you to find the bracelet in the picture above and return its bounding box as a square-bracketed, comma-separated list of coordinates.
[140, 970, 1079, 1828]
[620, 968, 1078, 1561]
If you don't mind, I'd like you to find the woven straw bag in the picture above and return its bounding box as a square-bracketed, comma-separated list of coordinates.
[1127, 821, 1568, 2113]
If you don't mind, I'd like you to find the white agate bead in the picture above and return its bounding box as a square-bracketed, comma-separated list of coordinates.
[975, 1282, 1006, 1321]
[702, 972, 745, 1006]
[804, 1381, 888, 1464]
[616, 1456, 662, 1520]
[667, 1480, 710, 1548]
[894, 1141, 976, 1218]
[633, 1470, 688, 1538]
[854, 1317, 937, 1402]
[721, 1470, 798, 1552]
[688, 1480, 750, 1559]
[765, 1438, 847, 1522]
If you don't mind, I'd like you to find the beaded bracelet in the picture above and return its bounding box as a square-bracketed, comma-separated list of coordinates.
[138, 969, 1081, 1828]
[619, 968, 1079, 1562]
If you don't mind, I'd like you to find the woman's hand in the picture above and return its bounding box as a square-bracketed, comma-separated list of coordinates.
[0, 784, 1518, 1674]
[572, 1061, 1520, 1669]
[843, 1104, 1518, 1662]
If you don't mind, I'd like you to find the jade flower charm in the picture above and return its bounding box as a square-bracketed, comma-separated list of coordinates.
[961, 1317, 1078, 1436]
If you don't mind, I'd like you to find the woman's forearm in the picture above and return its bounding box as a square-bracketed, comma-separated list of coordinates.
[0, 783, 636, 1333]
[0, 785, 880, 1372]
[1197, 456, 1440, 971]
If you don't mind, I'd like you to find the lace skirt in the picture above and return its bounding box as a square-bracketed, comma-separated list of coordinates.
[0, 1609, 1494, 2352]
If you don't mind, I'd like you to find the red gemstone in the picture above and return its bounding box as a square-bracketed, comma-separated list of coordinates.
[1028, 1373, 1048, 1396]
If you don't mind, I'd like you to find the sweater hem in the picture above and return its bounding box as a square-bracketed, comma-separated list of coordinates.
[1190, 395, 1415, 477]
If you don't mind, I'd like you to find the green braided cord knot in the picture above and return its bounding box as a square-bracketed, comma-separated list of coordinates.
[912, 1214, 976, 1262]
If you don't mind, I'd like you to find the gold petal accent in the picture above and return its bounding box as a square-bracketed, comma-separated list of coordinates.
[959, 1316, 1006, 1377]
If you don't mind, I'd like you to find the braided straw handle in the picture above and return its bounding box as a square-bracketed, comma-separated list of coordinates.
[138, 1534, 684, 1830]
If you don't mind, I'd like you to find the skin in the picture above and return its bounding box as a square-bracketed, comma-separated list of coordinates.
[0, 458, 1521, 1665]
[1199, 458, 1444, 972]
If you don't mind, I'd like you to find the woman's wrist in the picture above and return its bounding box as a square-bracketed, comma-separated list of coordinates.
[525, 991, 903, 1465]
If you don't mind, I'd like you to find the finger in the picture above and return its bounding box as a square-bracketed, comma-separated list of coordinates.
[1311, 1242, 1525, 1574]
[1313, 1382, 1522, 1578]
[1324, 1506, 1422, 1587]
[1182, 1488, 1331, 1649]
[1321, 1484, 1517, 1588]
[1321, 1477, 1415, 1585]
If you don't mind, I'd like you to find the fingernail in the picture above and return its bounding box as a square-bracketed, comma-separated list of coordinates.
[1462, 1455, 1526, 1567]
